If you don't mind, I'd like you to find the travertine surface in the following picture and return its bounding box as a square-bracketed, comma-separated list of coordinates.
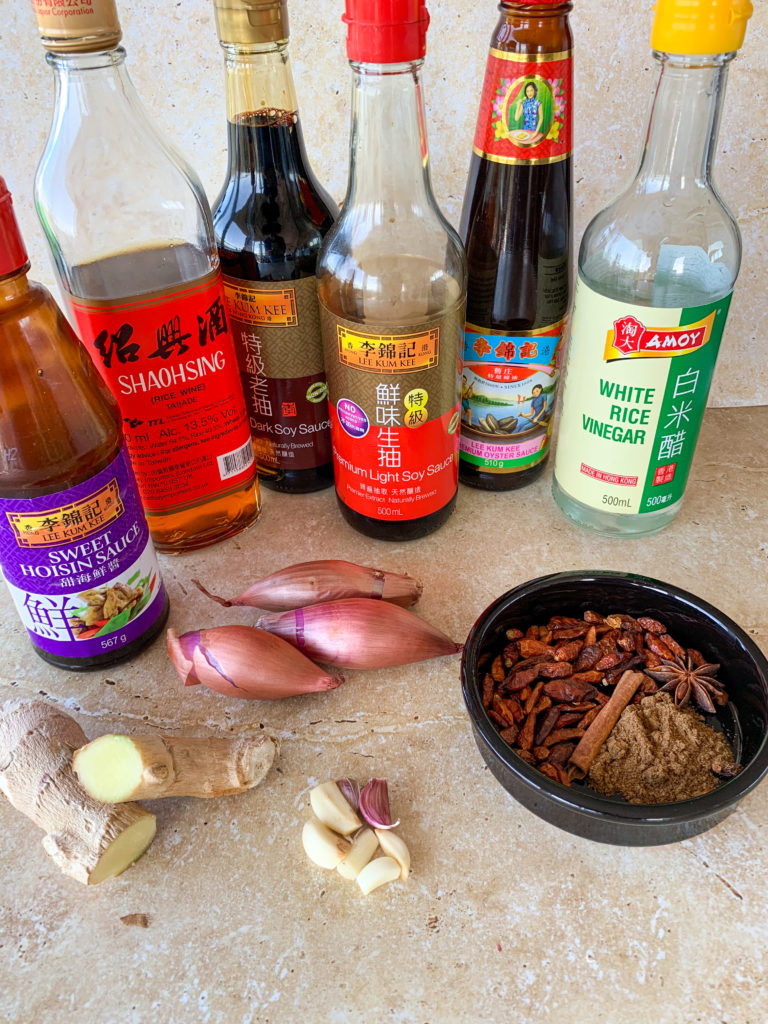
[1, 0, 767, 405]
[1, 406, 767, 1024]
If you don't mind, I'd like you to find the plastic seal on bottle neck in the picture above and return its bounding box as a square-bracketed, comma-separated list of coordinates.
[0, 179, 29, 279]
[30, 0, 122, 53]
[651, 0, 753, 55]
[343, 0, 429, 64]
[214, 0, 288, 46]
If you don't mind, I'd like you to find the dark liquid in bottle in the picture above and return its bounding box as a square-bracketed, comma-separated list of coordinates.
[460, 154, 571, 491]
[214, 111, 337, 494]
[459, 3, 572, 492]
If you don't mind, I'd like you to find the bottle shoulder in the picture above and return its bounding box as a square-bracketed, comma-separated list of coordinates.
[0, 281, 120, 495]
[578, 183, 740, 306]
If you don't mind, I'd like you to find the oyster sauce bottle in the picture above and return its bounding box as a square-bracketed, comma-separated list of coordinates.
[459, 0, 572, 491]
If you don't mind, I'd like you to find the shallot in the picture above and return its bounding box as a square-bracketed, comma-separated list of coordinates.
[193, 559, 422, 611]
[255, 598, 462, 669]
[166, 626, 344, 700]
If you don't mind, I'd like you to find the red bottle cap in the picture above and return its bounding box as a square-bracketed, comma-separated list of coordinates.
[0, 178, 29, 278]
[343, 0, 429, 63]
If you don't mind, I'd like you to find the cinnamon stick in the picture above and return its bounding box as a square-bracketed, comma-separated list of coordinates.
[568, 670, 646, 779]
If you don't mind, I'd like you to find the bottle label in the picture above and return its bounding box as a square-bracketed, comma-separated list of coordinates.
[222, 275, 331, 472]
[473, 48, 573, 165]
[0, 449, 166, 661]
[67, 270, 255, 516]
[553, 279, 732, 515]
[319, 306, 463, 521]
[459, 319, 564, 472]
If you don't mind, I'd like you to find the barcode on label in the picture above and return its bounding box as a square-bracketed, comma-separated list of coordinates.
[217, 439, 255, 481]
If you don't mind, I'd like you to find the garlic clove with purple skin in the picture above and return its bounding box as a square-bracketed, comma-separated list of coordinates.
[359, 778, 400, 830]
[336, 777, 361, 813]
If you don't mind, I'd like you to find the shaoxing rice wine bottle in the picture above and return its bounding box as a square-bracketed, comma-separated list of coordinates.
[31, 0, 261, 554]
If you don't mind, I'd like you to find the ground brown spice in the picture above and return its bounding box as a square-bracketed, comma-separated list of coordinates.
[587, 692, 734, 803]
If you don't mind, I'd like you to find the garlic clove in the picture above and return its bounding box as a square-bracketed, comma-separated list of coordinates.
[359, 778, 399, 830]
[335, 777, 360, 812]
[309, 781, 361, 836]
[301, 819, 351, 869]
[375, 828, 411, 879]
[356, 856, 401, 895]
[337, 828, 379, 880]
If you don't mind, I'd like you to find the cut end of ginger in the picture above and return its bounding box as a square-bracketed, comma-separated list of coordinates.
[74, 734, 154, 804]
[87, 812, 157, 885]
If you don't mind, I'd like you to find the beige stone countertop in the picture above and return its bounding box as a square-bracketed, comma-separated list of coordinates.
[1, 405, 767, 1024]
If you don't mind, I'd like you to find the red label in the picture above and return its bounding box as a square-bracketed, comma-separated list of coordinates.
[329, 401, 460, 521]
[67, 272, 255, 516]
[605, 312, 715, 360]
[473, 48, 572, 165]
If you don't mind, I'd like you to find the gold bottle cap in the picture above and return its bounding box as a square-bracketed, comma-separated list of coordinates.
[213, 0, 289, 46]
[30, 0, 122, 53]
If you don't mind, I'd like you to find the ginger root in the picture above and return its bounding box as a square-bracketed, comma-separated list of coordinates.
[0, 700, 155, 885]
[73, 731, 278, 802]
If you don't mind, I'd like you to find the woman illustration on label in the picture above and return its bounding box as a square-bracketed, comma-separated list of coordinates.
[516, 81, 543, 136]
[461, 374, 474, 425]
[529, 383, 548, 425]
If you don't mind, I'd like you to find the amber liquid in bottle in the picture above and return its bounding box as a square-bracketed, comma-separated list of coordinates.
[66, 243, 261, 553]
[215, 110, 336, 492]
[0, 266, 169, 669]
[460, 2, 572, 491]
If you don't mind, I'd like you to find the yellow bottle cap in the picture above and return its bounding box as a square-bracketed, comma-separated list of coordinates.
[651, 0, 753, 55]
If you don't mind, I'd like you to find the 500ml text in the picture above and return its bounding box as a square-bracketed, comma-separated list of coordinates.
[602, 494, 631, 508]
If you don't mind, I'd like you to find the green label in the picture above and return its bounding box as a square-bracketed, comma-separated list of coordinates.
[554, 278, 732, 515]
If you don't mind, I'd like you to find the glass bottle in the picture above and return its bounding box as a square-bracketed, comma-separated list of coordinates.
[0, 178, 169, 670]
[552, 0, 752, 537]
[317, 0, 467, 541]
[212, 0, 337, 493]
[460, 0, 572, 491]
[31, 0, 261, 554]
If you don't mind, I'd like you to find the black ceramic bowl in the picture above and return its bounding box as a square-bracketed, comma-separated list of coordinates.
[461, 571, 768, 846]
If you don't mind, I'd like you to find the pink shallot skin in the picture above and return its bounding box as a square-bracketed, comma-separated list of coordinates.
[166, 626, 344, 700]
[192, 559, 422, 611]
[255, 598, 462, 669]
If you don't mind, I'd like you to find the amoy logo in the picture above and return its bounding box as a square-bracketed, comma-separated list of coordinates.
[603, 311, 715, 361]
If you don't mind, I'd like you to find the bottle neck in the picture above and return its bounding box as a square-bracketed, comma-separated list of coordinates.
[0, 265, 31, 308]
[635, 51, 733, 191]
[47, 47, 133, 116]
[222, 42, 298, 121]
[345, 61, 433, 209]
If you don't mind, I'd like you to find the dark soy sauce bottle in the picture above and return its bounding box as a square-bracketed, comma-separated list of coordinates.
[212, 0, 337, 493]
[459, 1, 573, 491]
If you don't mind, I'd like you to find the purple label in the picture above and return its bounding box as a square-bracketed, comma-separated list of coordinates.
[0, 448, 166, 660]
[337, 398, 370, 438]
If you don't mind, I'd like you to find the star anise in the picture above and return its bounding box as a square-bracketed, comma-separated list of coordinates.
[645, 652, 727, 713]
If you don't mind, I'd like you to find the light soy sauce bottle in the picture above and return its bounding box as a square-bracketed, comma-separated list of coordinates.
[317, 0, 467, 541]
